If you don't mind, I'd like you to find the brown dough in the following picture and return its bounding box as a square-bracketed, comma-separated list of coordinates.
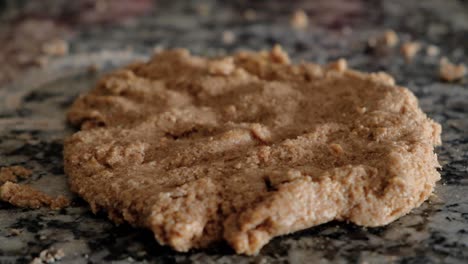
[0, 165, 32, 184]
[0, 182, 70, 210]
[64, 46, 441, 255]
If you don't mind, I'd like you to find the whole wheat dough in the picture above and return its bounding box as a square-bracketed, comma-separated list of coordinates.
[0, 165, 32, 184]
[64, 46, 441, 255]
[0, 181, 70, 210]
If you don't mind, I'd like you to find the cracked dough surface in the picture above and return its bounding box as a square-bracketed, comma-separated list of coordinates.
[64, 47, 441, 255]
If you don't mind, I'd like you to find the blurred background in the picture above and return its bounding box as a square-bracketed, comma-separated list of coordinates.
[0, 1, 467, 263]
[1, 0, 467, 87]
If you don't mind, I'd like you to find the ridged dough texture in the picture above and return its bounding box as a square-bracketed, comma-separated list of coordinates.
[64, 47, 441, 255]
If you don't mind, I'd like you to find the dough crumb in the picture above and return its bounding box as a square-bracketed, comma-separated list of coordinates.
[368, 30, 399, 49]
[222, 30, 236, 45]
[0, 166, 32, 184]
[31, 248, 65, 264]
[439, 57, 466, 82]
[243, 9, 257, 21]
[382, 30, 399, 47]
[290, 10, 308, 29]
[426, 45, 440, 57]
[401, 42, 421, 62]
[0, 182, 70, 210]
[195, 3, 210, 17]
[10, 228, 22, 236]
[42, 39, 69, 57]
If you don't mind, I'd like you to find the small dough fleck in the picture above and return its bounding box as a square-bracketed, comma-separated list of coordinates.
[42, 39, 68, 57]
[426, 45, 440, 57]
[368, 30, 399, 50]
[10, 228, 22, 236]
[31, 247, 65, 264]
[222, 30, 236, 45]
[401, 41, 421, 62]
[290, 10, 308, 29]
[243, 9, 257, 21]
[439, 57, 466, 82]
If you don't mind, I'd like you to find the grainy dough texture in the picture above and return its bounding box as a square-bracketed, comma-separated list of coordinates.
[0, 182, 70, 210]
[0, 165, 32, 184]
[64, 47, 441, 255]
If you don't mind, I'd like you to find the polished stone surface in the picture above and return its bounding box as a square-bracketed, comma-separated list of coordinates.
[0, 1, 467, 263]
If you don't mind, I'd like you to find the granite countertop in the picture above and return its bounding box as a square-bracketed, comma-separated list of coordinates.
[0, 1, 467, 263]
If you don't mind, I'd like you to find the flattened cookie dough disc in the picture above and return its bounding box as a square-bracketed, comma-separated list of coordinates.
[64, 47, 441, 255]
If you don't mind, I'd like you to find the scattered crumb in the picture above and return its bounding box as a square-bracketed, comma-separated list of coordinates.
[30, 258, 42, 264]
[42, 39, 69, 56]
[0, 166, 32, 184]
[195, 3, 210, 17]
[243, 9, 257, 21]
[426, 45, 440, 57]
[368, 30, 399, 50]
[222, 30, 236, 45]
[10, 228, 22, 236]
[30, 248, 65, 264]
[382, 30, 399, 47]
[0, 182, 70, 210]
[439, 57, 466, 82]
[401, 41, 421, 62]
[290, 10, 308, 29]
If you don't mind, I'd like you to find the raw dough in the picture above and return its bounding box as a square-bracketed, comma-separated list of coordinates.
[64, 46, 441, 255]
[439, 57, 466, 82]
[0, 181, 70, 210]
[0, 165, 32, 184]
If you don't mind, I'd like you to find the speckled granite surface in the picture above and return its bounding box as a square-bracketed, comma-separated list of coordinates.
[0, 1, 467, 263]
